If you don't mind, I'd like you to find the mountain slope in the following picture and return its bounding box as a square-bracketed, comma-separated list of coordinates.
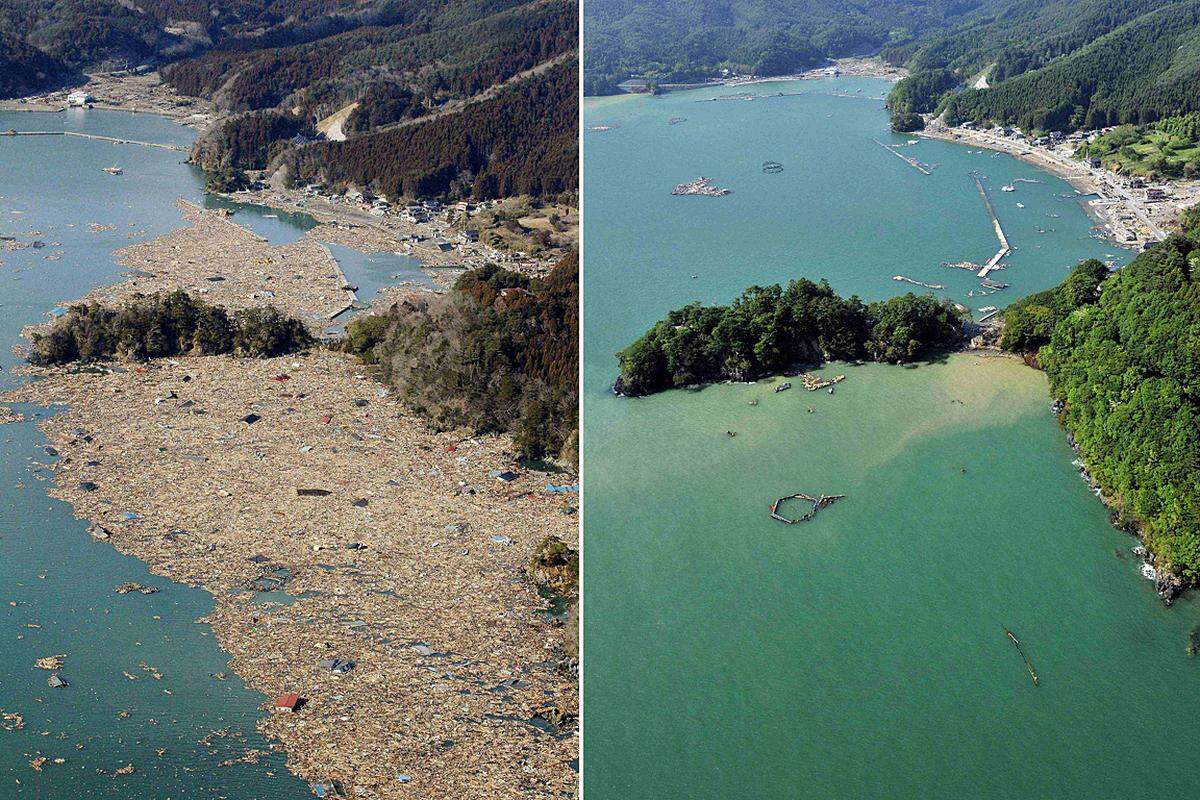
[944, 0, 1200, 130]
[883, 0, 1200, 132]
[582, 0, 1001, 95]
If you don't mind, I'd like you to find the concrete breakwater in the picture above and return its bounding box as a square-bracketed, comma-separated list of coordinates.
[0, 129, 187, 152]
[968, 171, 1011, 278]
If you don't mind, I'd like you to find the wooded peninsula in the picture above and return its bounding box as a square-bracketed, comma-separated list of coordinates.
[1000, 208, 1200, 586]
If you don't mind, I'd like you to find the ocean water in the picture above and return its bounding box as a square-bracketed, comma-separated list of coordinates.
[582, 78, 1200, 799]
[0, 109, 310, 798]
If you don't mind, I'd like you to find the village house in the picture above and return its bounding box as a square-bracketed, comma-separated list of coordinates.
[67, 91, 93, 107]
[274, 692, 305, 713]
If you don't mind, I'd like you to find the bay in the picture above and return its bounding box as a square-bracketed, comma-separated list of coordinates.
[582, 77, 1200, 799]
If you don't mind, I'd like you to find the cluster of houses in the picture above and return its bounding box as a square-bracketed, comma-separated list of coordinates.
[290, 182, 538, 265]
[962, 121, 1173, 203]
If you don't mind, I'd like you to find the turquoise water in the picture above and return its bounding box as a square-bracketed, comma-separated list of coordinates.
[0, 110, 313, 797]
[582, 79, 1200, 799]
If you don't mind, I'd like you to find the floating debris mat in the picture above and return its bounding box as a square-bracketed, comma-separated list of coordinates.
[942, 260, 983, 272]
[762, 161, 784, 174]
[800, 373, 844, 391]
[1005, 628, 1039, 685]
[893, 274, 944, 290]
[668, 117, 687, 126]
[672, 176, 731, 197]
[770, 492, 846, 524]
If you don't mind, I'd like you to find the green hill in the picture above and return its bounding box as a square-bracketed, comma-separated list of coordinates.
[583, 0, 999, 95]
[884, 0, 1200, 132]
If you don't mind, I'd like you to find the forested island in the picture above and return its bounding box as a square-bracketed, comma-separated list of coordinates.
[29, 291, 314, 365]
[1000, 208, 1200, 589]
[614, 279, 964, 396]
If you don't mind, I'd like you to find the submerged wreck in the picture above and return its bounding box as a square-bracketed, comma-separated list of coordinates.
[770, 492, 845, 524]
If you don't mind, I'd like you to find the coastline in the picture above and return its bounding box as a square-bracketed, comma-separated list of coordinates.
[222, 187, 571, 286]
[916, 119, 1200, 250]
[584, 55, 906, 100]
[0, 71, 214, 129]
[1, 191, 578, 795]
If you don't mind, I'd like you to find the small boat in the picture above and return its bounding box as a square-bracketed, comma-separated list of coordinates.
[775, 382, 791, 393]
[1001, 184, 1015, 192]
[1015, 202, 1025, 208]
[102, 166, 122, 175]
[827, 387, 834, 395]
[748, 399, 759, 406]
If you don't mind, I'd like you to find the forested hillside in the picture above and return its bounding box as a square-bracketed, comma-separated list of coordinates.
[342, 254, 580, 463]
[583, 0, 997, 95]
[0, 0, 578, 201]
[0, 32, 68, 97]
[286, 57, 577, 200]
[885, 0, 1200, 133]
[1075, 113, 1200, 179]
[1001, 210, 1200, 584]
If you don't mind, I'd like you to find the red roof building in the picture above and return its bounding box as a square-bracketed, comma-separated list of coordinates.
[275, 692, 304, 713]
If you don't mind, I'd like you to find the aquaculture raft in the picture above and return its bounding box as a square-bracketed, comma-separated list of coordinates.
[770, 492, 845, 524]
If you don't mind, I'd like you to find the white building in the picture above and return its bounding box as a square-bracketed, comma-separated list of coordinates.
[67, 91, 93, 107]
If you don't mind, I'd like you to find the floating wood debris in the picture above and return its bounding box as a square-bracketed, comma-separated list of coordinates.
[872, 138, 933, 175]
[801, 373, 844, 391]
[942, 260, 983, 272]
[1005, 628, 1039, 685]
[672, 176, 731, 197]
[893, 275, 944, 290]
[770, 492, 846, 524]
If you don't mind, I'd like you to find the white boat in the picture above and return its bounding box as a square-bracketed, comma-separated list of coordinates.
[102, 166, 122, 175]
[1016, 202, 1025, 208]
[1001, 184, 1015, 192]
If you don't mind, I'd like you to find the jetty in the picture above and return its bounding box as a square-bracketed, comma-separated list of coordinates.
[873, 138, 931, 175]
[770, 492, 845, 524]
[1005, 628, 1039, 686]
[969, 172, 1011, 277]
[0, 129, 187, 152]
